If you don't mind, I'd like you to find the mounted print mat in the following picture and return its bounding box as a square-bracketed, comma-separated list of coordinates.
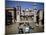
[5, 0, 44, 34]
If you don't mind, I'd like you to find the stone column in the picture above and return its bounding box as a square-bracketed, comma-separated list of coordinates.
[34, 10, 37, 22]
[33, 10, 39, 26]
[12, 11, 14, 23]
[16, 11, 20, 22]
[39, 10, 43, 27]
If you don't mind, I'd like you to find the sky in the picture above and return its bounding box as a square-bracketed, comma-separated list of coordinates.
[5, 0, 44, 10]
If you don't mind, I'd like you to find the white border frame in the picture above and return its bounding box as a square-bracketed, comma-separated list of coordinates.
[0, 0, 46, 35]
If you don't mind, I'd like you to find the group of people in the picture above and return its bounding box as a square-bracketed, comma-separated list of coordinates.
[18, 23, 33, 34]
